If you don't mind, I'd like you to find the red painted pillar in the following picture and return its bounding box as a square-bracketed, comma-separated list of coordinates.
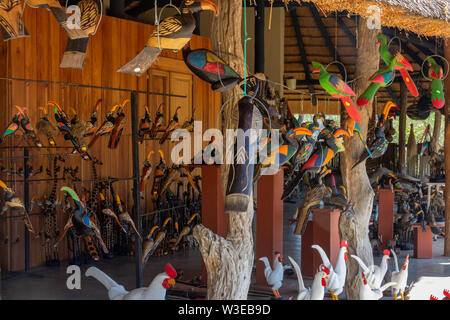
[413, 225, 433, 259]
[200, 165, 226, 283]
[301, 208, 341, 277]
[256, 170, 284, 286]
[377, 189, 395, 250]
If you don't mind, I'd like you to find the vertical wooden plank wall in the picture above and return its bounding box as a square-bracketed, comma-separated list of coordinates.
[0, 11, 221, 271]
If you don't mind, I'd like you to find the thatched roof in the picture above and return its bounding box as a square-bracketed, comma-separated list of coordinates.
[286, 0, 450, 37]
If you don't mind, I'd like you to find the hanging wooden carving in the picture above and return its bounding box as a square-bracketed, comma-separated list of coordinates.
[26, 0, 88, 40]
[0, 0, 29, 40]
[60, 0, 99, 69]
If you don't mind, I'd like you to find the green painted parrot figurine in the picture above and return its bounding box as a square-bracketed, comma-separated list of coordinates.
[312, 61, 361, 122]
[377, 33, 419, 98]
[427, 56, 445, 109]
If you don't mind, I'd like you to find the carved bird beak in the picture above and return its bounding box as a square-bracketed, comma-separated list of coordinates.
[292, 127, 313, 137]
[0, 180, 7, 190]
[168, 278, 176, 286]
[200, 0, 219, 16]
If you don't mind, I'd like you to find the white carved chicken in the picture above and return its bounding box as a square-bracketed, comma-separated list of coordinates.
[259, 252, 285, 299]
[407, 276, 450, 300]
[351, 249, 391, 290]
[359, 272, 396, 300]
[85, 263, 176, 300]
[288, 256, 330, 300]
[390, 250, 409, 300]
[312, 239, 348, 300]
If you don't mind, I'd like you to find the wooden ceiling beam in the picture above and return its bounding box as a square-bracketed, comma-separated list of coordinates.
[290, 9, 317, 105]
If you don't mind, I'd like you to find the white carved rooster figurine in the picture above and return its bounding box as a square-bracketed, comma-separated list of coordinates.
[351, 249, 391, 290]
[288, 256, 330, 300]
[390, 250, 409, 300]
[85, 263, 176, 300]
[312, 239, 348, 300]
[259, 252, 285, 299]
[359, 272, 396, 300]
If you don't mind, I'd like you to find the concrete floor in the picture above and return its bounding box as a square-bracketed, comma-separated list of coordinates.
[1, 202, 449, 300]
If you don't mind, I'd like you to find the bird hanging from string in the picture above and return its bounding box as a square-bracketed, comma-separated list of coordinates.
[425, 56, 446, 109]
[0, 180, 35, 233]
[60, 0, 100, 69]
[117, 0, 218, 76]
[0, 0, 29, 40]
[351, 101, 394, 170]
[36, 106, 58, 146]
[377, 33, 419, 98]
[182, 43, 242, 92]
[311, 61, 361, 122]
[26, 0, 88, 40]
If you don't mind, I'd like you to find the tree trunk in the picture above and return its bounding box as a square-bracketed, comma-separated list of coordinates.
[444, 38, 450, 257]
[193, 1, 257, 299]
[339, 19, 379, 300]
[431, 111, 442, 154]
[398, 82, 407, 175]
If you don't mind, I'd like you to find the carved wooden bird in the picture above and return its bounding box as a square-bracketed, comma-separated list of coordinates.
[36, 106, 58, 146]
[181, 108, 195, 131]
[16, 106, 43, 147]
[138, 106, 152, 144]
[99, 192, 125, 233]
[84, 99, 101, 136]
[139, 150, 155, 199]
[0, 180, 35, 233]
[142, 217, 172, 265]
[88, 103, 119, 148]
[115, 194, 142, 241]
[0, 0, 29, 40]
[60, 0, 99, 69]
[150, 103, 164, 138]
[427, 56, 445, 109]
[26, 0, 88, 40]
[117, 0, 218, 76]
[174, 213, 199, 247]
[108, 99, 129, 149]
[0, 109, 21, 144]
[142, 225, 160, 266]
[159, 106, 181, 144]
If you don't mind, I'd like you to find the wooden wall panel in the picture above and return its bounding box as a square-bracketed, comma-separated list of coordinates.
[0, 11, 221, 271]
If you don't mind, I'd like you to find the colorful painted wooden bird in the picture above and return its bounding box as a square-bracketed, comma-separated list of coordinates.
[282, 129, 350, 200]
[377, 33, 419, 98]
[84, 99, 101, 136]
[138, 106, 152, 144]
[0, 109, 21, 144]
[99, 192, 125, 233]
[142, 217, 172, 265]
[352, 118, 388, 170]
[357, 62, 396, 107]
[108, 99, 129, 149]
[56, 186, 109, 254]
[16, 106, 43, 147]
[182, 43, 241, 92]
[181, 108, 195, 131]
[0, 180, 34, 233]
[59, 0, 99, 69]
[174, 213, 199, 247]
[118, 0, 218, 76]
[150, 103, 165, 138]
[115, 194, 142, 241]
[312, 61, 361, 122]
[427, 56, 445, 109]
[26, 0, 88, 40]
[159, 106, 181, 144]
[142, 225, 160, 266]
[0, 0, 30, 40]
[36, 106, 58, 146]
[140, 150, 155, 199]
[88, 104, 119, 148]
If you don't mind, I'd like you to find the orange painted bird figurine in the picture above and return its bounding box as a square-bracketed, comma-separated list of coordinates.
[108, 99, 129, 149]
[159, 106, 181, 144]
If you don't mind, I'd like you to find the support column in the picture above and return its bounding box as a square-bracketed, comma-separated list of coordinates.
[445, 38, 450, 257]
[377, 189, 395, 250]
[201, 165, 226, 282]
[255, 170, 283, 286]
[398, 81, 407, 175]
[413, 226, 433, 259]
[301, 208, 341, 277]
[254, 0, 265, 74]
[131, 92, 143, 288]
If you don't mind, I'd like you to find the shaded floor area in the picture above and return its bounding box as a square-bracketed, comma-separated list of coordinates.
[1, 202, 449, 299]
